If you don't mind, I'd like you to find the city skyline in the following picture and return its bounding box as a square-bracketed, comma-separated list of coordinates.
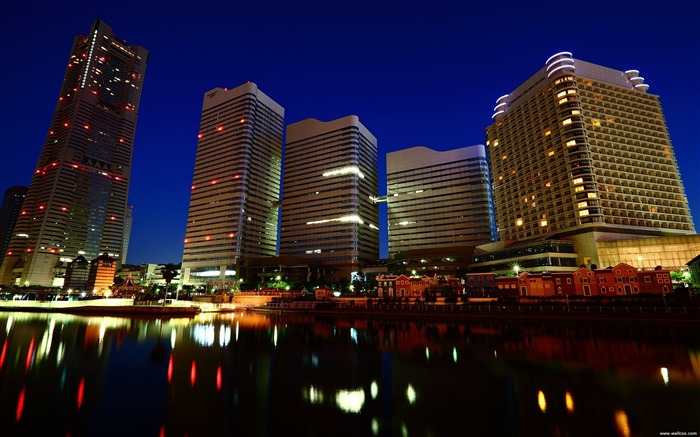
[1, 2, 698, 265]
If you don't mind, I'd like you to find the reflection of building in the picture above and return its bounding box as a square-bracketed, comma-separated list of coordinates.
[280, 116, 379, 280]
[386, 145, 495, 257]
[182, 83, 284, 286]
[485, 52, 695, 270]
[0, 20, 148, 287]
[0, 185, 27, 268]
[121, 205, 133, 264]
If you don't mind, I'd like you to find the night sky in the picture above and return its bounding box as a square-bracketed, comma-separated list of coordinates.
[1, 1, 698, 264]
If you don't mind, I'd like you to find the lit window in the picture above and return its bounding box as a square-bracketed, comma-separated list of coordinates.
[540, 220, 547, 227]
[557, 91, 566, 98]
[566, 140, 576, 147]
[567, 90, 576, 95]
[545, 182, 551, 187]
[587, 192, 597, 199]
[547, 150, 554, 157]
[579, 209, 589, 217]
[591, 119, 601, 126]
[501, 155, 507, 160]
[559, 98, 568, 105]
[516, 218, 523, 226]
[575, 186, 584, 192]
[544, 129, 551, 136]
[573, 177, 583, 184]
[571, 110, 580, 115]
[562, 118, 572, 126]
[493, 140, 499, 147]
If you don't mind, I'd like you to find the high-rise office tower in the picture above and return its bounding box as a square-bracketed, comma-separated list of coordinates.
[280, 116, 379, 278]
[0, 186, 27, 269]
[181, 83, 284, 285]
[0, 20, 148, 287]
[486, 52, 694, 247]
[386, 145, 496, 257]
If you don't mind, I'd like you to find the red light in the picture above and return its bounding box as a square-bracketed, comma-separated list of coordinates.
[25, 339, 34, 371]
[184, 239, 189, 244]
[211, 180, 217, 185]
[119, 138, 125, 143]
[216, 365, 222, 391]
[191, 185, 196, 190]
[15, 386, 25, 422]
[190, 361, 197, 387]
[52, 162, 58, 166]
[84, 125, 89, 129]
[216, 126, 223, 131]
[167, 356, 173, 383]
[197, 134, 202, 139]
[63, 122, 69, 127]
[39, 205, 45, 210]
[62, 207, 67, 211]
[50, 249, 56, 253]
[115, 176, 121, 181]
[59, 97, 63, 100]
[35, 170, 41, 174]
[0, 339, 6, 369]
[205, 236, 211, 241]
[49, 131, 54, 134]
[27, 248, 32, 252]
[21, 211, 26, 215]
[7, 252, 12, 256]
[77, 378, 85, 409]
[110, 216, 116, 220]
[240, 119, 245, 123]
[228, 233, 234, 238]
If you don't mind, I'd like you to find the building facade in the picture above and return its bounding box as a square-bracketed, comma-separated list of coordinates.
[485, 52, 695, 267]
[279, 116, 379, 279]
[0, 20, 148, 287]
[181, 83, 284, 285]
[386, 145, 496, 257]
[0, 186, 27, 269]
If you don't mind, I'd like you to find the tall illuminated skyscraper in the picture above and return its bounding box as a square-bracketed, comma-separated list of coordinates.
[181, 82, 284, 286]
[386, 145, 496, 257]
[486, 52, 694, 257]
[0, 20, 147, 287]
[279, 116, 379, 278]
[0, 186, 27, 269]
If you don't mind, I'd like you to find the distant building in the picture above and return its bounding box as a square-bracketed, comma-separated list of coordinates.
[140, 263, 181, 286]
[0, 20, 148, 287]
[376, 274, 432, 298]
[493, 263, 671, 298]
[386, 145, 495, 257]
[280, 116, 379, 280]
[0, 186, 27, 268]
[181, 83, 284, 286]
[63, 255, 89, 292]
[121, 205, 133, 264]
[486, 52, 695, 269]
[86, 253, 117, 294]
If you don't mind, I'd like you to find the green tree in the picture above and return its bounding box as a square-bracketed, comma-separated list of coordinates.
[160, 263, 180, 300]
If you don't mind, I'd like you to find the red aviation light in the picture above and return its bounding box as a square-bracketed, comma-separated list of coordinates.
[228, 233, 234, 238]
[38, 205, 45, 210]
[115, 176, 121, 181]
[205, 236, 211, 241]
[211, 180, 217, 185]
[240, 119, 245, 123]
[110, 216, 117, 220]
[216, 365, 222, 391]
[197, 133, 202, 139]
[84, 125, 89, 130]
[184, 238, 189, 244]
[63, 122, 69, 127]
[35, 170, 41, 174]
[49, 131, 54, 135]
[21, 211, 26, 215]
[216, 126, 223, 132]
[190, 361, 197, 387]
[49, 248, 56, 253]
[27, 248, 32, 252]
[7, 252, 12, 256]
[51, 162, 58, 166]
[61, 207, 68, 211]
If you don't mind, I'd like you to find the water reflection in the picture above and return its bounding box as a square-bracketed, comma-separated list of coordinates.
[0, 311, 698, 436]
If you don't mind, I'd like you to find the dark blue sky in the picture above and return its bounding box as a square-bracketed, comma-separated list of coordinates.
[1, 1, 698, 264]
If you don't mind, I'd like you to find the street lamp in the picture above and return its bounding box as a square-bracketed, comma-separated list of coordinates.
[513, 264, 521, 275]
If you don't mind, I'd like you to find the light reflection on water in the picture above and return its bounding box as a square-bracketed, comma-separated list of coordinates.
[0, 311, 698, 437]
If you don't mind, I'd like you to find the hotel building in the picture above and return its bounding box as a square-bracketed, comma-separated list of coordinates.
[279, 116, 379, 279]
[484, 52, 695, 269]
[386, 145, 496, 257]
[0, 20, 148, 286]
[181, 83, 284, 286]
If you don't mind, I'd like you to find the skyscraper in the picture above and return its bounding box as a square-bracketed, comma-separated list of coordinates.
[386, 145, 496, 257]
[0, 20, 148, 287]
[0, 186, 27, 269]
[181, 83, 284, 286]
[486, 52, 694, 252]
[279, 116, 379, 278]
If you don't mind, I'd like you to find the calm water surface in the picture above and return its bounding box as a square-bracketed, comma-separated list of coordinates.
[0, 311, 698, 437]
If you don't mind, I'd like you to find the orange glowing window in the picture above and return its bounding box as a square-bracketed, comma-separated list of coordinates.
[217, 126, 223, 131]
